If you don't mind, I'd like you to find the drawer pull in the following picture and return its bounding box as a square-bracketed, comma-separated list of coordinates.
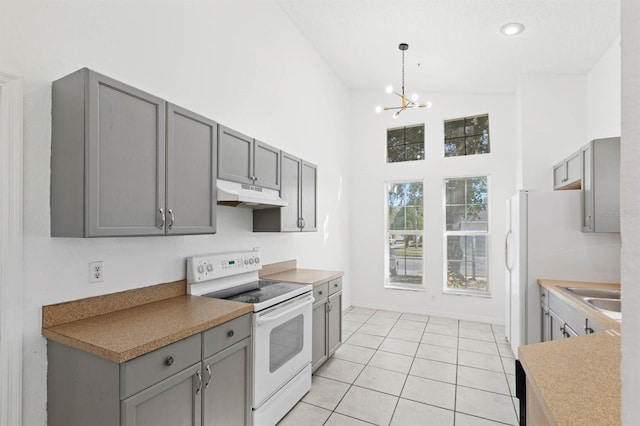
[165, 356, 174, 366]
[318, 291, 323, 295]
[227, 330, 235, 338]
[334, 283, 338, 287]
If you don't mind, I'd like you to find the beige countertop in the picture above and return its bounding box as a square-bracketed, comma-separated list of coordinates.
[538, 279, 621, 332]
[519, 331, 621, 425]
[261, 268, 343, 287]
[42, 281, 252, 363]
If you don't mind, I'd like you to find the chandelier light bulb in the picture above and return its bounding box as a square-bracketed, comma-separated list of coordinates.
[393, 111, 401, 119]
[411, 93, 419, 102]
[500, 22, 525, 36]
[425, 101, 433, 109]
[385, 85, 394, 94]
[375, 106, 383, 114]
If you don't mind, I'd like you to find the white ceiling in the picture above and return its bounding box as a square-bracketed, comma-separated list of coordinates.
[276, 0, 620, 94]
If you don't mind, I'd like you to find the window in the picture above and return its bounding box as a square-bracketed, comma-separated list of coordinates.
[444, 114, 490, 157]
[386, 181, 424, 288]
[444, 176, 489, 294]
[387, 124, 425, 163]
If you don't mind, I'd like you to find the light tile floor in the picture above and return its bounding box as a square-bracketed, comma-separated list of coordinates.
[278, 307, 519, 426]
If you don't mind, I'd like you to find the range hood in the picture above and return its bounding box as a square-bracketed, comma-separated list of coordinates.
[216, 179, 288, 209]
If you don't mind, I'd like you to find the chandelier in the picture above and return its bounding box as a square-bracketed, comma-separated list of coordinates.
[375, 43, 432, 118]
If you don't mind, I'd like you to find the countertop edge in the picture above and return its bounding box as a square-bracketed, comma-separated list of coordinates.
[261, 268, 344, 287]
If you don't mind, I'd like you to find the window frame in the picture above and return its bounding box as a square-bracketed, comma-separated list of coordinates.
[442, 175, 491, 297]
[385, 179, 425, 291]
[443, 113, 491, 158]
[386, 123, 425, 164]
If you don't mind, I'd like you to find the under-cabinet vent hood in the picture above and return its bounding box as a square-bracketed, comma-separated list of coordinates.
[216, 179, 288, 209]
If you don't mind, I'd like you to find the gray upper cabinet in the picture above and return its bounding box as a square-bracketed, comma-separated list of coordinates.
[166, 104, 217, 235]
[51, 68, 217, 237]
[217, 126, 281, 190]
[253, 152, 317, 232]
[582, 137, 620, 232]
[217, 126, 254, 185]
[52, 68, 167, 237]
[552, 150, 581, 190]
[300, 161, 318, 232]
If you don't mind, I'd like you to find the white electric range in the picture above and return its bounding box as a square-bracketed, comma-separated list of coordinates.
[187, 250, 313, 426]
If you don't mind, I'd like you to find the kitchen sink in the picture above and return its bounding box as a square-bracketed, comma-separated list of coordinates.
[562, 287, 620, 300]
[584, 297, 621, 313]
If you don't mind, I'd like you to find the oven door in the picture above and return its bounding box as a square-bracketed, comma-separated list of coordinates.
[252, 292, 313, 408]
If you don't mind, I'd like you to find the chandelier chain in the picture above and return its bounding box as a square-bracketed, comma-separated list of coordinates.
[401, 50, 405, 96]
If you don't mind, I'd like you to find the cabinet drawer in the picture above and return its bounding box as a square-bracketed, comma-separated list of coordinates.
[202, 314, 251, 359]
[120, 333, 201, 399]
[328, 277, 342, 295]
[313, 283, 329, 302]
[548, 293, 586, 335]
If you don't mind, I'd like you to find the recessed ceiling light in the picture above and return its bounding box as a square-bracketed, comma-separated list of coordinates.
[500, 22, 525, 36]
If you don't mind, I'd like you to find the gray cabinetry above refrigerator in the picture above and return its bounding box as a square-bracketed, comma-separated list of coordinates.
[51, 68, 217, 237]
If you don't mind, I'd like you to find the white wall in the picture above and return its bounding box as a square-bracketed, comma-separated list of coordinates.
[0, 2, 351, 424]
[517, 74, 587, 191]
[588, 37, 622, 140]
[348, 90, 516, 324]
[621, 0, 640, 422]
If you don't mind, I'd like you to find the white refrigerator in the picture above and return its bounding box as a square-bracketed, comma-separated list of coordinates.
[504, 190, 620, 355]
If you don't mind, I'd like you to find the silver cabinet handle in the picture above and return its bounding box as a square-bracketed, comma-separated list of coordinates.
[158, 208, 165, 229]
[205, 365, 212, 389]
[254, 176, 259, 181]
[585, 215, 592, 227]
[195, 370, 202, 395]
[168, 209, 174, 229]
[301, 218, 306, 229]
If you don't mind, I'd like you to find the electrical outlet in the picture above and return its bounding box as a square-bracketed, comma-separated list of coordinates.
[89, 261, 104, 283]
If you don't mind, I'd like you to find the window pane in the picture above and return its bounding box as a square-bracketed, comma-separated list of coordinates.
[406, 143, 425, 161]
[387, 128, 405, 147]
[405, 125, 424, 144]
[446, 205, 466, 231]
[464, 205, 488, 231]
[388, 236, 423, 285]
[445, 178, 466, 205]
[465, 135, 490, 155]
[466, 177, 488, 205]
[387, 146, 404, 163]
[445, 119, 465, 138]
[444, 137, 465, 157]
[446, 235, 488, 291]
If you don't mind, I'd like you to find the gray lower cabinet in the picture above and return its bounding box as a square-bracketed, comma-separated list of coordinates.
[51, 68, 218, 237]
[217, 125, 281, 190]
[540, 288, 600, 342]
[47, 315, 251, 426]
[253, 152, 317, 232]
[581, 137, 620, 232]
[311, 278, 342, 372]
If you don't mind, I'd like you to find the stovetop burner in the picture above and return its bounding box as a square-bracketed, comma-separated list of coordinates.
[203, 280, 310, 310]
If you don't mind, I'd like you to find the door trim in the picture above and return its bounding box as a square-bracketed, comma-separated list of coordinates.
[0, 70, 24, 426]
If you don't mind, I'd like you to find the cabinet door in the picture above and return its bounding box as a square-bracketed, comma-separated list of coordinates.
[166, 104, 217, 235]
[254, 140, 281, 190]
[541, 306, 550, 342]
[217, 126, 254, 185]
[552, 161, 565, 190]
[582, 144, 594, 232]
[122, 363, 202, 426]
[300, 161, 317, 232]
[565, 150, 581, 186]
[549, 310, 564, 341]
[280, 152, 303, 231]
[202, 339, 251, 426]
[312, 300, 328, 372]
[87, 71, 166, 236]
[327, 292, 342, 356]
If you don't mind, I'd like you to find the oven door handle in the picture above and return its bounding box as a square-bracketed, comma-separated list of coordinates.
[254, 294, 314, 327]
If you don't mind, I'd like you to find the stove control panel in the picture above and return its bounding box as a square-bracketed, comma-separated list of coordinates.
[187, 250, 262, 284]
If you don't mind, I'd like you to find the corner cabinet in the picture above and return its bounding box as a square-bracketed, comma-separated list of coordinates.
[253, 152, 317, 232]
[311, 278, 342, 372]
[51, 68, 217, 237]
[217, 125, 281, 190]
[47, 315, 251, 426]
